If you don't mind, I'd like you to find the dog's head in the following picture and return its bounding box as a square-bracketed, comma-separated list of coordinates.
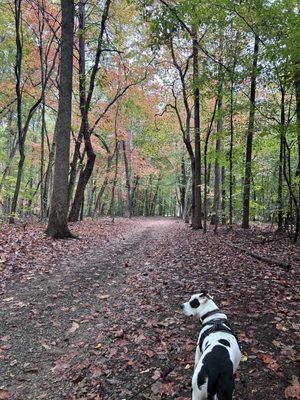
[180, 290, 214, 317]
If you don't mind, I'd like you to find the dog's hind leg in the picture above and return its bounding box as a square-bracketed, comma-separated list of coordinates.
[192, 369, 208, 400]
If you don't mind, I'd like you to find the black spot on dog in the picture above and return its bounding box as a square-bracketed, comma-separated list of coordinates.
[200, 345, 234, 398]
[205, 342, 211, 349]
[190, 298, 200, 308]
[218, 339, 231, 347]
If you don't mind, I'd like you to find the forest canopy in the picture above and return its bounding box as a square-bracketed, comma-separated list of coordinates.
[0, 0, 299, 240]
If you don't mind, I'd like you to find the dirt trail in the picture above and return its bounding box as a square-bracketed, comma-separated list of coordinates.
[0, 218, 298, 400]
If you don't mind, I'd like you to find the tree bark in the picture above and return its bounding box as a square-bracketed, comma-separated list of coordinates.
[46, 0, 74, 238]
[9, 0, 23, 224]
[68, 0, 111, 221]
[295, 61, 300, 177]
[242, 35, 259, 229]
[229, 79, 234, 228]
[221, 165, 226, 225]
[179, 156, 187, 217]
[277, 88, 285, 231]
[192, 28, 202, 229]
[203, 97, 218, 233]
[93, 152, 114, 216]
[211, 91, 223, 232]
[122, 138, 132, 218]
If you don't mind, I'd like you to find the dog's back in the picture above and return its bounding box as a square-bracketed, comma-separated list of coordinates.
[193, 344, 235, 400]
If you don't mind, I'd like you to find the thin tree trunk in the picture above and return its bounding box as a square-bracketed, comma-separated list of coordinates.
[122, 139, 132, 218]
[229, 79, 234, 228]
[211, 91, 223, 231]
[179, 156, 186, 217]
[46, 0, 75, 238]
[109, 112, 120, 220]
[283, 138, 299, 241]
[242, 35, 259, 229]
[117, 171, 123, 216]
[295, 62, 300, 177]
[93, 153, 114, 216]
[0, 113, 18, 194]
[39, 0, 46, 219]
[42, 140, 55, 218]
[69, 0, 111, 221]
[221, 165, 226, 225]
[277, 88, 285, 231]
[203, 98, 218, 232]
[192, 27, 202, 229]
[9, 0, 23, 224]
[150, 176, 161, 216]
[131, 175, 139, 215]
[109, 145, 119, 220]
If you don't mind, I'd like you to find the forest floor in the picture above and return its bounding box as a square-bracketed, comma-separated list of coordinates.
[0, 218, 299, 400]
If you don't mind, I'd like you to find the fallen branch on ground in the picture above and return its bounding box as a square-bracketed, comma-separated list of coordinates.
[252, 235, 290, 245]
[220, 240, 291, 270]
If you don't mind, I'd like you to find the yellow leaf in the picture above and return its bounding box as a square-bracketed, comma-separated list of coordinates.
[241, 352, 248, 362]
[94, 344, 102, 349]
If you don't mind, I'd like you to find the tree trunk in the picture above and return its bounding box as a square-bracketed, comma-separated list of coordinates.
[42, 140, 55, 218]
[192, 28, 202, 229]
[94, 153, 114, 216]
[131, 175, 139, 215]
[69, 0, 112, 221]
[9, 0, 23, 224]
[229, 79, 234, 228]
[68, 126, 96, 221]
[277, 89, 285, 231]
[221, 165, 226, 225]
[203, 97, 218, 232]
[211, 92, 223, 230]
[46, 0, 74, 238]
[295, 61, 300, 177]
[0, 112, 17, 195]
[179, 156, 186, 217]
[109, 131, 119, 220]
[150, 176, 161, 216]
[242, 35, 259, 229]
[122, 139, 132, 218]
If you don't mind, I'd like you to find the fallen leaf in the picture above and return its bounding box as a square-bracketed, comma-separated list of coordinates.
[96, 294, 109, 300]
[114, 329, 124, 338]
[66, 322, 79, 336]
[285, 385, 300, 399]
[0, 391, 10, 400]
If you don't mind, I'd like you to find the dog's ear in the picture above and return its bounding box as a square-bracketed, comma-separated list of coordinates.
[200, 290, 213, 300]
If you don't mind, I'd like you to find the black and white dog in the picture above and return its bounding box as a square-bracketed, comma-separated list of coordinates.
[181, 291, 241, 400]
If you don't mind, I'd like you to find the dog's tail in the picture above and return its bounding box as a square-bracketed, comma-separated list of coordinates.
[207, 371, 234, 400]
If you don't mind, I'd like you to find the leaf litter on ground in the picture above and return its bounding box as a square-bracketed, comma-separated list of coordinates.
[0, 218, 299, 399]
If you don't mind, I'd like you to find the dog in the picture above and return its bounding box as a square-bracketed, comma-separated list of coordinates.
[181, 290, 241, 400]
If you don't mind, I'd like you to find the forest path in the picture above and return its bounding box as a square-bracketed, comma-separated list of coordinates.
[0, 218, 298, 400]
